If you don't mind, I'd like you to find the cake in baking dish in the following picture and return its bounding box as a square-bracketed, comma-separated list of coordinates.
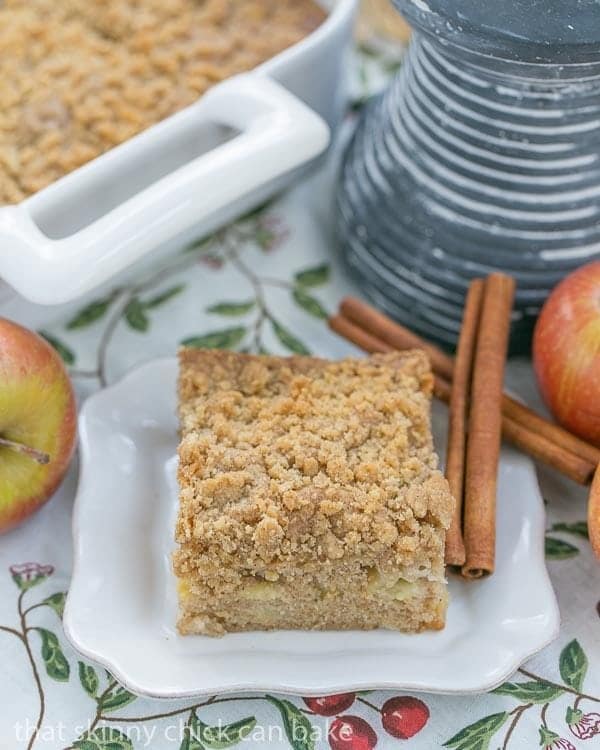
[0, 0, 326, 203]
[173, 348, 453, 636]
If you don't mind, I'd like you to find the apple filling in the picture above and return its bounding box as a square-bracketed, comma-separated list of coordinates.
[241, 580, 283, 601]
[366, 568, 417, 601]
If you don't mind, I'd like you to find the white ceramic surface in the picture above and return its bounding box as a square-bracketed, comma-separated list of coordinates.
[64, 358, 560, 699]
[0, 0, 357, 305]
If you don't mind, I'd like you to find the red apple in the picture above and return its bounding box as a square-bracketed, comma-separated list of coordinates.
[0, 318, 77, 532]
[533, 261, 600, 447]
[590, 465, 600, 560]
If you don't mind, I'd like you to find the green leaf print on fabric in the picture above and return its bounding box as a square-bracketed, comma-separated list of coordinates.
[271, 320, 310, 355]
[73, 726, 133, 750]
[294, 264, 330, 288]
[35, 628, 70, 682]
[182, 327, 247, 350]
[124, 298, 149, 332]
[292, 288, 328, 319]
[42, 591, 66, 619]
[194, 715, 257, 748]
[560, 639, 588, 692]
[443, 712, 508, 750]
[78, 661, 99, 698]
[66, 296, 115, 329]
[145, 284, 185, 308]
[206, 301, 255, 316]
[266, 696, 315, 750]
[100, 684, 138, 713]
[550, 522, 589, 539]
[492, 681, 564, 703]
[545, 537, 579, 559]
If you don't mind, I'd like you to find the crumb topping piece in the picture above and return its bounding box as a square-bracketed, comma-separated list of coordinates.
[174, 350, 453, 582]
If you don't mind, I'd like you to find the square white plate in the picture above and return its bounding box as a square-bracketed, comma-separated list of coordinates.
[64, 358, 559, 698]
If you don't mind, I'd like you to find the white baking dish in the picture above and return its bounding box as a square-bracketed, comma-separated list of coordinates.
[0, 0, 357, 305]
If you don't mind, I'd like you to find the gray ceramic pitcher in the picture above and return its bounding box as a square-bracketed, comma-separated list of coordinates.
[337, 0, 600, 351]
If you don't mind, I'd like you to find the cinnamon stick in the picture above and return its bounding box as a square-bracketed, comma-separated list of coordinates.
[328, 314, 596, 486]
[339, 297, 600, 473]
[329, 314, 395, 356]
[431, 375, 596, 488]
[499, 418, 595, 485]
[500, 399, 600, 469]
[589, 464, 600, 561]
[445, 279, 485, 568]
[426, 375, 595, 488]
[462, 273, 515, 578]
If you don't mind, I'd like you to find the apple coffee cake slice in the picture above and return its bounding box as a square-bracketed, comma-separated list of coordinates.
[173, 348, 453, 636]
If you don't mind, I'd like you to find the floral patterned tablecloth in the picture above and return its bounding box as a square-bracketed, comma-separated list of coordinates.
[2, 42, 600, 750]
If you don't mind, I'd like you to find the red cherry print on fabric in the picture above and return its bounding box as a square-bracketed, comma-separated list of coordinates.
[329, 715, 378, 750]
[303, 693, 356, 716]
[381, 696, 430, 739]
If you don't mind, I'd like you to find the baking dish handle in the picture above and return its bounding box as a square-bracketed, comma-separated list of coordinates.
[0, 74, 330, 305]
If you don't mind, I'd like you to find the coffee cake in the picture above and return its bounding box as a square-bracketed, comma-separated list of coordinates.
[173, 349, 453, 636]
[1, 0, 326, 203]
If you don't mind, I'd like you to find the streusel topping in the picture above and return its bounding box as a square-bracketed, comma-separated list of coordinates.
[0, 0, 325, 203]
[174, 350, 453, 580]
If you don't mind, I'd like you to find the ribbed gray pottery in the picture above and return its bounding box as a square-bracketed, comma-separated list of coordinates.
[337, 0, 600, 351]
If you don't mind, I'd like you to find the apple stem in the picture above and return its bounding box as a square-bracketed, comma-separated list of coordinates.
[0, 436, 50, 465]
